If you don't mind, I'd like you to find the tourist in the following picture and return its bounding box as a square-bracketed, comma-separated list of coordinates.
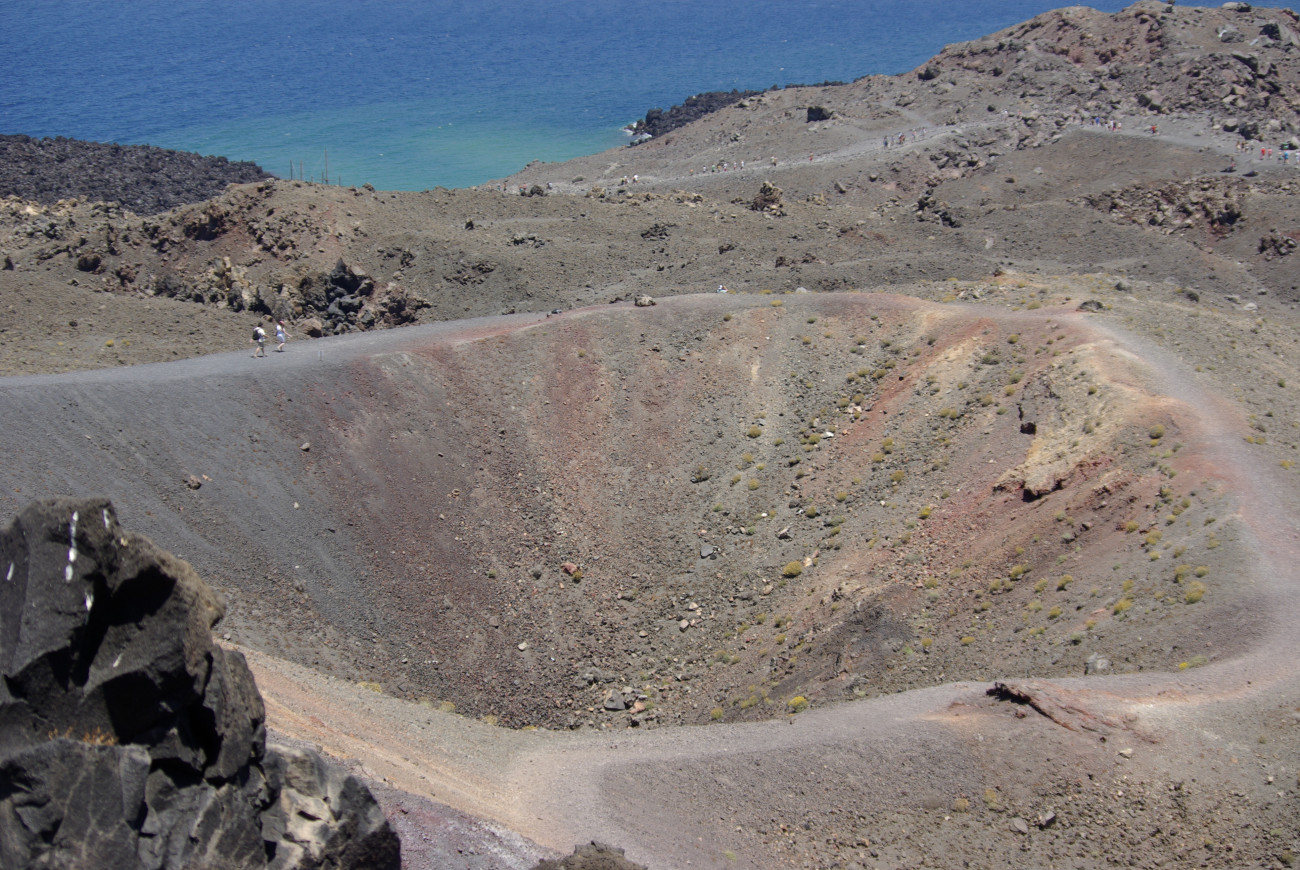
[251, 325, 267, 358]
[275, 320, 290, 352]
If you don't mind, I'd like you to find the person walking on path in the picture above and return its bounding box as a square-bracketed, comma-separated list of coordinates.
[251, 324, 267, 358]
[275, 320, 290, 352]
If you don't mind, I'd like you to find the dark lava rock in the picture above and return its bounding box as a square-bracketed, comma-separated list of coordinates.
[627, 90, 762, 139]
[0, 498, 399, 870]
[531, 840, 647, 870]
[0, 135, 272, 216]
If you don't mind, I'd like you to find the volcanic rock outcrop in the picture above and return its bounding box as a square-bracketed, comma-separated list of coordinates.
[0, 135, 272, 216]
[0, 498, 399, 870]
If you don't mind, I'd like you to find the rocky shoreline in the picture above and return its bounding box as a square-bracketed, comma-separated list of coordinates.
[0, 134, 272, 216]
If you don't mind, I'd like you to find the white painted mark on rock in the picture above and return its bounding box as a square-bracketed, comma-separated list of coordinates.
[65, 510, 79, 583]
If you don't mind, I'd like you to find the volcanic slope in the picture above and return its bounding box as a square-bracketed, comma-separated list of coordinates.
[5, 289, 1298, 867]
[0, 291, 1275, 727]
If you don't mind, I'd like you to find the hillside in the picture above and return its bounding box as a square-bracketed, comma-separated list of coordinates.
[3, 3, 1300, 869]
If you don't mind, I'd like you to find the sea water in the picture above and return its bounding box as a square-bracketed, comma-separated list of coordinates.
[1, 0, 1287, 191]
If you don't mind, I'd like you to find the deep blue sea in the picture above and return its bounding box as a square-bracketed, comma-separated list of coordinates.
[1, 1, 1291, 190]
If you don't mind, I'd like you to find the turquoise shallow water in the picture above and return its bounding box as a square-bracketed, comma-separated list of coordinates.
[2, 1, 1290, 190]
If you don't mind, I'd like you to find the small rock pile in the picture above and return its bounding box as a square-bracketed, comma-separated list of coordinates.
[531, 840, 647, 870]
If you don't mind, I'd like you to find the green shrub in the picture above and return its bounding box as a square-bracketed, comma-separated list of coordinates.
[782, 561, 804, 578]
[787, 696, 810, 713]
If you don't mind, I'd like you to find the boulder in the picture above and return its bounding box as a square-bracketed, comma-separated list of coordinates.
[0, 498, 399, 870]
[751, 181, 784, 214]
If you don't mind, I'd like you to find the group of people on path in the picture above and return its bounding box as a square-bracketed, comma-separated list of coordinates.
[1235, 139, 1295, 164]
[251, 321, 290, 357]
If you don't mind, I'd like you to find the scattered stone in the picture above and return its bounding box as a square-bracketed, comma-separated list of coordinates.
[185, 474, 202, 489]
[300, 441, 312, 451]
[602, 691, 626, 712]
[634, 295, 655, 307]
[1011, 818, 1031, 835]
[1118, 747, 1134, 758]
[1085, 653, 1112, 675]
[518, 641, 529, 651]
[561, 561, 579, 576]
[700, 543, 715, 559]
